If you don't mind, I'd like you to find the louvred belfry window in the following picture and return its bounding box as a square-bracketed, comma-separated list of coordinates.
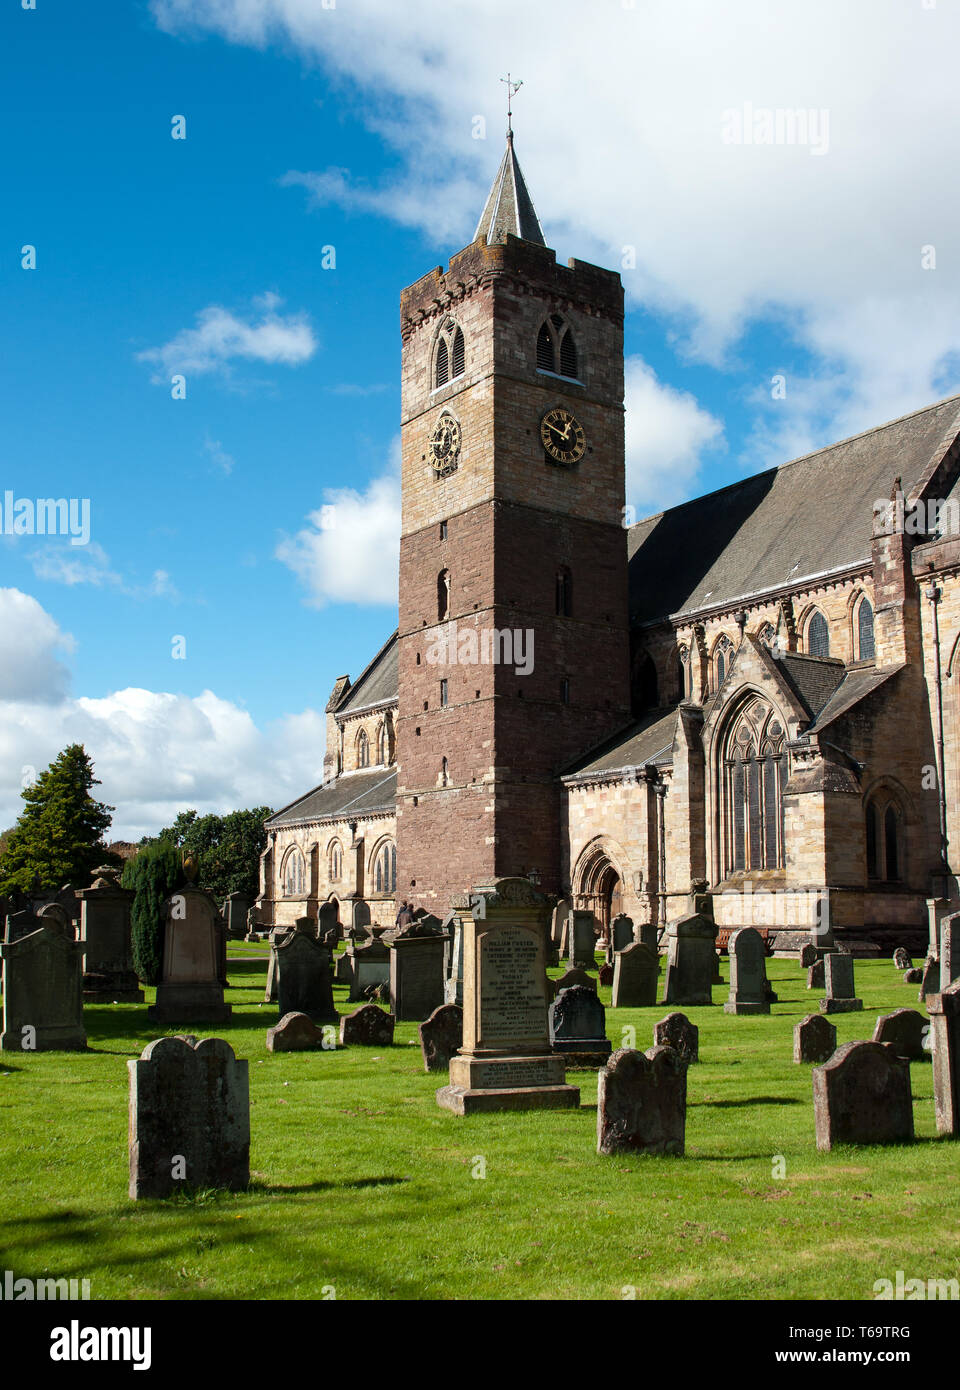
[536, 314, 579, 380]
[434, 319, 465, 389]
[721, 701, 787, 876]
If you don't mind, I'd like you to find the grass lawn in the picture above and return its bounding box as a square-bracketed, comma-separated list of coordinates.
[1, 953, 958, 1301]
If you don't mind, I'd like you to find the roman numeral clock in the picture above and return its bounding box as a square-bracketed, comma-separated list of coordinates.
[540, 405, 586, 467]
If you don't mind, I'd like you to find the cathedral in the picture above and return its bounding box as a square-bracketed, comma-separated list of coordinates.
[257, 127, 960, 956]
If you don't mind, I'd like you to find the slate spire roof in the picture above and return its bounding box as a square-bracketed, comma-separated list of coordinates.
[473, 131, 546, 247]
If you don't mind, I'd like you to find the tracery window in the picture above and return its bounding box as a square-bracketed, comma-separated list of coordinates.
[356, 729, 370, 769]
[855, 596, 875, 662]
[865, 792, 903, 881]
[329, 841, 343, 882]
[807, 610, 830, 657]
[714, 634, 734, 690]
[434, 319, 465, 389]
[374, 841, 397, 895]
[536, 314, 579, 379]
[283, 847, 306, 897]
[721, 700, 787, 875]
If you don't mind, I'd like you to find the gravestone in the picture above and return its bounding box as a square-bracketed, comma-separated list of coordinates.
[147, 886, 231, 1024]
[128, 1036, 249, 1198]
[793, 1014, 837, 1064]
[389, 929, 446, 1022]
[244, 906, 261, 942]
[339, 1004, 395, 1047]
[266, 1012, 330, 1052]
[4, 909, 41, 944]
[611, 942, 658, 1008]
[597, 1046, 687, 1156]
[0, 925, 87, 1051]
[873, 1008, 928, 1062]
[940, 915, 960, 992]
[569, 910, 597, 969]
[351, 899, 371, 934]
[598, 962, 613, 987]
[903, 967, 922, 984]
[552, 899, 572, 954]
[436, 877, 580, 1115]
[724, 927, 770, 1015]
[275, 928, 338, 1024]
[611, 914, 634, 954]
[812, 1041, 913, 1150]
[919, 955, 939, 1003]
[37, 902, 74, 938]
[444, 912, 466, 1006]
[819, 952, 863, 1014]
[653, 1012, 699, 1064]
[77, 866, 143, 1003]
[927, 980, 960, 1135]
[553, 966, 597, 995]
[799, 943, 817, 969]
[663, 912, 717, 1006]
[418, 1003, 463, 1072]
[264, 926, 294, 1001]
[807, 958, 825, 990]
[317, 902, 339, 942]
[893, 947, 913, 972]
[347, 938, 390, 1002]
[549, 985, 612, 1067]
[638, 920, 660, 954]
[222, 892, 250, 940]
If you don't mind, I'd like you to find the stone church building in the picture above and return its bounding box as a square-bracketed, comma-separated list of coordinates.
[258, 129, 960, 954]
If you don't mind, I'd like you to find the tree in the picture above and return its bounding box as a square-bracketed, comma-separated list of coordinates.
[0, 745, 118, 895]
[153, 806, 272, 903]
[122, 841, 182, 986]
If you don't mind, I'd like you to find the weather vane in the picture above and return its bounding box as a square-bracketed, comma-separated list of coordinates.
[500, 72, 523, 137]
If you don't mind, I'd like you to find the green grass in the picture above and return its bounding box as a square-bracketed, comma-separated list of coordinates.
[1, 954, 958, 1301]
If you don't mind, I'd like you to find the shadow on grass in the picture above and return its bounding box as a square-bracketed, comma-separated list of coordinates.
[694, 1096, 802, 1108]
[249, 1175, 411, 1195]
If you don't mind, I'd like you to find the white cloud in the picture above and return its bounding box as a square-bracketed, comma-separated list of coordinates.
[150, 0, 960, 449]
[203, 434, 235, 476]
[625, 358, 724, 512]
[0, 589, 326, 838]
[276, 441, 401, 606]
[30, 542, 121, 589]
[137, 294, 317, 381]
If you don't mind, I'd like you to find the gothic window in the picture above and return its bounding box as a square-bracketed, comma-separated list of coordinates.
[807, 610, 830, 657]
[440, 679, 448, 707]
[329, 841, 343, 882]
[855, 596, 875, 661]
[434, 319, 465, 389]
[721, 700, 787, 876]
[556, 567, 572, 617]
[756, 622, 775, 649]
[536, 314, 579, 380]
[283, 847, 306, 897]
[374, 841, 397, 894]
[376, 721, 388, 765]
[356, 729, 369, 769]
[438, 569, 450, 621]
[714, 635, 734, 690]
[865, 792, 903, 882]
[560, 677, 570, 705]
[440, 756, 449, 785]
[677, 645, 689, 699]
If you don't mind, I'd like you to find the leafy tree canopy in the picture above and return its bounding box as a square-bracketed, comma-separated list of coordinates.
[0, 745, 118, 895]
[149, 806, 273, 904]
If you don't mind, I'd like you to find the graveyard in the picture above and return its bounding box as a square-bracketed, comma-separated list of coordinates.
[2, 940, 957, 1302]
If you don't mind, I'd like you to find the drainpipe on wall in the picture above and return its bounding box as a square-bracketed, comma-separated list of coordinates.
[655, 779, 667, 926]
[925, 579, 950, 898]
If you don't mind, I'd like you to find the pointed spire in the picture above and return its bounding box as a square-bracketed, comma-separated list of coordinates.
[473, 77, 545, 247]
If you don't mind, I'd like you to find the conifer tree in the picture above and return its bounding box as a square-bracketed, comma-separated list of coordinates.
[0, 745, 116, 894]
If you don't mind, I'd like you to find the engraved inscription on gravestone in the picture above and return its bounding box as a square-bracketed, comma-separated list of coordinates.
[478, 927, 546, 1046]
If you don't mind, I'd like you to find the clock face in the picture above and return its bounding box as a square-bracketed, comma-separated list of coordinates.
[540, 407, 586, 466]
[430, 413, 461, 476]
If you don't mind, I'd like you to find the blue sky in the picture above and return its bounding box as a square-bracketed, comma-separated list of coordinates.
[3, 0, 959, 837]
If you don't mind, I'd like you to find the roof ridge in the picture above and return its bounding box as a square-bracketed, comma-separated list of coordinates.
[336, 629, 398, 711]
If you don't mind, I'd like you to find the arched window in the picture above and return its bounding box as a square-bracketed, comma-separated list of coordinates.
[714, 635, 734, 690]
[677, 645, 689, 699]
[374, 841, 397, 895]
[329, 841, 343, 882]
[437, 568, 450, 621]
[865, 792, 903, 882]
[807, 610, 830, 657]
[721, 701, 786, 875]
[356, 729, 369, 769]
[376, 721, 389, 765]
[434, 319, 465, 389]
[283, 847, 306, 897]
[440, 756, 449, 786]
[556, 567, 572, 617]
[631, 651, 658, 714]
[856, 597, 875, 662]
[536, 314, 579, 380]
[756, 622, 775, 649]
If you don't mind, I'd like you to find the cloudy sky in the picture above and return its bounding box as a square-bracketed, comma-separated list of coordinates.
[2, 0, 959, 838]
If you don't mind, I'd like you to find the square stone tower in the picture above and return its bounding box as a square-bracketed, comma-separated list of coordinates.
[396, 132, 631, 908]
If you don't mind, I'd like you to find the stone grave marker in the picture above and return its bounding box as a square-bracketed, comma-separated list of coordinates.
[799, 943, 817, 969]
[436, 877, 579, 1115]
[77, 866, 143, 1003]
[275, 928, 338, 1025]
[927, 980, 960, 1136]
[611, 914, 634, 953]
[638, 921, 659, 954]
[244, 906, 261, 942]
[552, 899, 572, 955]
[554, 966, 597, 994]
[724, 927, 770, 1015]
[903, 966, 922, 984]
[418, 1003, 463, 1072]
[663, 911, 717, 1006]
[548, 985, 612, 1067]
[347, 937, 390, 1002]
[37, 902, 75, 937]
[128, 1036, 249, 1198]
[0, 924, 86, 1052]
[569, 910, 597, 969]
[611, 942, 658, 1008]
[819, 952, 863, 1014]
[653, 1011, 699, 1064]
[812, 1041, 913, 1150]
[266, 1012, 331, 1052]
[872, 1008, 928, 1062]
[597, 1046, 687, 1155]
[444, 911, 467, 1007]
[317, 902, 339, 943]
[793, 1014, 837, 1064]
[264, 926, 294, 1002]
[4, 909, 41, 944]
[893, 946, 913, 971]
[351, 899, 372, 934]
[919, 955, 939, 1003]
[807, 958, 825, 990]
[147, 886, 231, 1024]
[389, 926, 446, 1022]
[940, 915, 960, 991]
[339, 1003, 395, 1047]
[598, 962, 613, 987]
[222, 892, 250, 940]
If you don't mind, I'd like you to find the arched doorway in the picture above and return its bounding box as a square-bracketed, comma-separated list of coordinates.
[572, 840, 626, 942]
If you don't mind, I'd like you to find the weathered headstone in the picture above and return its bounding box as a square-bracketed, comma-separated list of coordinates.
[552, 898, 572, 953]
[598, 962, 613, 987]
[339, 1003, 395, 1047]
[653, 1011, 699, 1064]
[264, 927, 293, 1002]
[389, 929, 446, 1021]
[148, 886, 231, 1024]
[793, 1014, 837, 1064]
[819, 952, 863, 1014]
[317, 902, 339, 942]
[436, 877, 580, 1115]
[873, 1008, 928, 1062]
[903, 967, 922, 984]
[266, 1012, 331, 1052]
[37, 902, 75, 937]
[0, 925, 87, 1051]
[927, 980, 960, 1135]
[351, 899, 371, 934]
[549, 985, 612, 1067]
[807, 958, 825, 990]
[893, 947, 913, 971]
[569, 910, 597, 969]
[638, 920, 659, 954]
[611, 914, 634, 953]
[611, 942, 659, 1008]
[597, 1046, 687, 1155]
[919, 955, 939, 1003]
[724, 927, 770, 1015]
[444, 912, 466, 1006]
[244, 906, 261, 942]
[799, 943, 817, 969]
[128, 1036, 249, 1198]
[4, 909, 41, 944]
[222, 892, 250, 940]
[418, 1003, 463, 1072]
[275, 928, 338, 1024]
[663, 912, 717, 1006]
[554, 966, 597, 994]
[77, 866, 143, 1002]
[940, 915, 960, 992]
[347, 937, 390, 1002]
[812, 1041, 913, 1150]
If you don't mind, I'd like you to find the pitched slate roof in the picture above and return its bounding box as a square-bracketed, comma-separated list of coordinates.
[473, 134, 546, 247]
[337, 631, 398, 713]
[809, 664, 904, 732]
[774, 653, 847, 720]
[628, 393, 960, 624]
[267, 768, 397, 828]
[562, 706, 680, 780]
